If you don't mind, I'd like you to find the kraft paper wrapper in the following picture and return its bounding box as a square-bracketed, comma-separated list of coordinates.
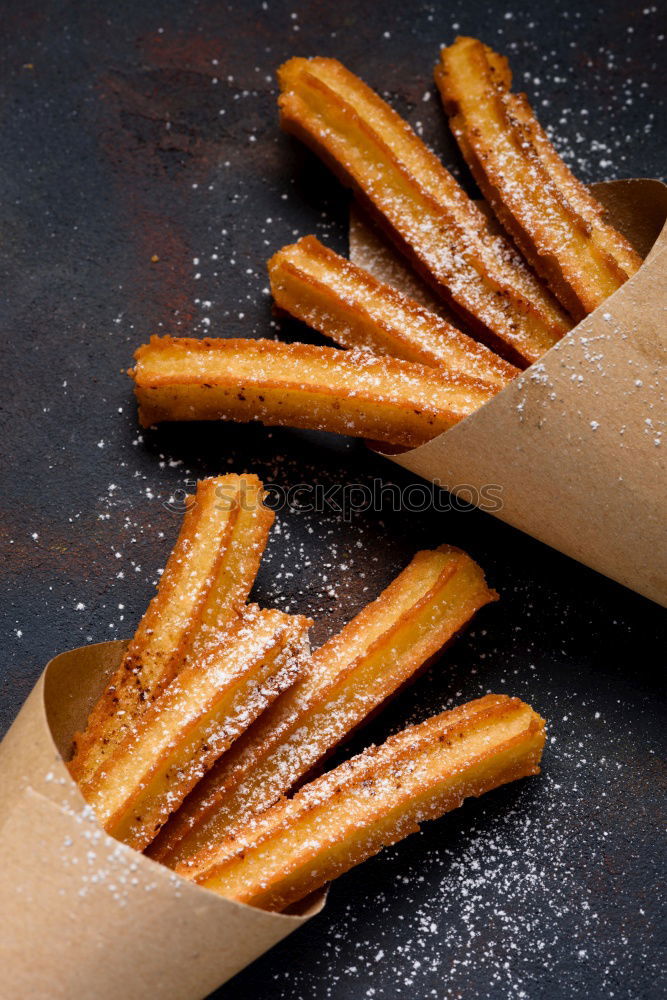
[350, 179, 667, 606]
[0, 639, 325, 1000]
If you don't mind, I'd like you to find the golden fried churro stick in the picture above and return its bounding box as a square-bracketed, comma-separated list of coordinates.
[269, 236, 519, 388]
[277, 57, 570, 365]
[130, 336, 499, 448]
[69, 474, 274, 786]
[180, 694, 546, 911]
[82, 606, 312, 852]
[506, 93, 641, 278]
[148, 545, 497, 867]
[436, 38, 641, 319]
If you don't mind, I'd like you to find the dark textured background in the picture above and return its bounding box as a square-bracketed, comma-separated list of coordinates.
[1, 1, 665, 997]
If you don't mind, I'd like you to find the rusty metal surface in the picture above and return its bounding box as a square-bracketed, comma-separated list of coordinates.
[0, 1, 665, 998]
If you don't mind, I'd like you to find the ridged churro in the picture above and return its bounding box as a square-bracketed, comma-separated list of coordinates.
[269, 236, 519, 387]
[278, 56, 570, 365]
[180, 694, 545, 911]
[130, 336, 499, 448]
[82, 606, 311, 852]
[436, 37, 641, 319]
[149, 545, 497, 867]
[69, 474, 274, 787]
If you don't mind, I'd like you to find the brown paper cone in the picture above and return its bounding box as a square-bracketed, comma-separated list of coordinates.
[0, 640, 325, 1000]
[350, 179, 667, 606]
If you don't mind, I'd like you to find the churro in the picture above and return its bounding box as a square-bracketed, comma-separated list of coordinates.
[82, 606, 311, 852]
[436, 37, 641, 319]
[278, 56, 570, 365]
[180, 694, 545, 911]
[69, 474, 274, 786]
[269, 235, 519, 387]
[130, 336, 499, 448]
[149, 545, 497, 867]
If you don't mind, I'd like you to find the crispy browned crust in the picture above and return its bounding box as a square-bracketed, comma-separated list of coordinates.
[148, 545, 497, 867]
[269, 236, 519, 388]
[505, 92, 641, 278]
[277, 57, 570, 366]
[435, 37, 642, 320]
[179, 694, 545, 911]
[129, 336, 499, 448]
[69, 474, 274, 787]
[82, 606, 312, 852]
